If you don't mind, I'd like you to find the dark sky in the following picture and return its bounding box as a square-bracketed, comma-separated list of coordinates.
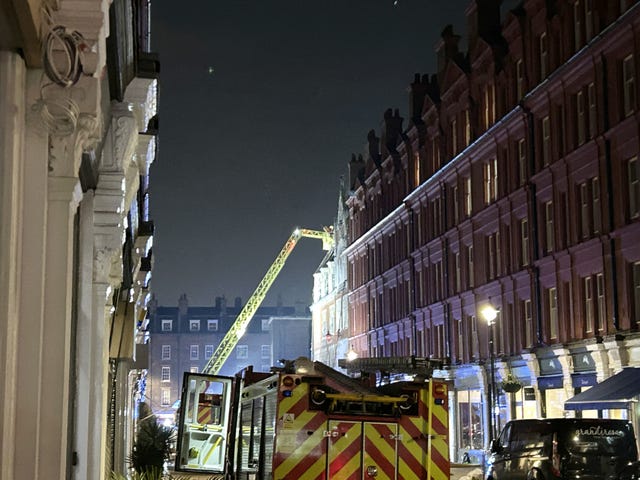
[150, 0, 471, 307]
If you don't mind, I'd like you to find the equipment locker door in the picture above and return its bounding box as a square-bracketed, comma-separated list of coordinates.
[363, 422, 398, 480]
[326, 420, 398, 480]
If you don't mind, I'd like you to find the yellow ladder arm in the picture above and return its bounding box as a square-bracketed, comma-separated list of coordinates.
[202, 228, 333, 375]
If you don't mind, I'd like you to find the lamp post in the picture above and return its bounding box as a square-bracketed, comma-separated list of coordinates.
[481, 305, 498, 444]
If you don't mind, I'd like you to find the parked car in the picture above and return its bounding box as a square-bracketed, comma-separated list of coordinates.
[486, 418, 638, 480]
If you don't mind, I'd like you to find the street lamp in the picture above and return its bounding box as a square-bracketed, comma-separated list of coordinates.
[481, 305, 499, 444]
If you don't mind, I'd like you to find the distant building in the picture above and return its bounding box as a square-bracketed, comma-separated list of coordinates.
[146, 294, 310, 421]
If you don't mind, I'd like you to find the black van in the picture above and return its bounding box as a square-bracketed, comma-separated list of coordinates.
[487, 418, 638, 480]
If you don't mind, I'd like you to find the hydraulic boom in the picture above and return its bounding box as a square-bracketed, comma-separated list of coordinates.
[201, 227, 333, 375]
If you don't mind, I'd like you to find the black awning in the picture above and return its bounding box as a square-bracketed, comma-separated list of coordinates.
[565, 367, 640, 410]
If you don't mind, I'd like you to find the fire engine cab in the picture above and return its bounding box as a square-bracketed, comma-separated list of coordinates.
[174, 358, 449, 480]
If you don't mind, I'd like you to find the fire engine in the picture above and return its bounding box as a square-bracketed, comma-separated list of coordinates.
[174, 358, 450, 480]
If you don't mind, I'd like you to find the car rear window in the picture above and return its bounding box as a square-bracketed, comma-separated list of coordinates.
[561, 425, 633, 456]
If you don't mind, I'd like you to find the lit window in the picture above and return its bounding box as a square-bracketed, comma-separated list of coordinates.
[161, 388, 171, 406]
[483, 158, 498, 204]
[207, 319, 218, 331]
[548, 287, 558, 339]
[524, 299, 533, 347]
[237, 345, 249, 359]
[596, 273, 605, 331]
[189, 319, 200, 332]
[432, 137, 441, 171]
[464, 110, 471, 146]
[623, 54, 635, 117]
[161, 366, 170, 382]
[464, 177, 472, 216]
[414, 152, 421, 188]
[584, 277, 594, 332]
[518, 138, 527, 186]
[161, 319, 172, 332]
[161, 345, 171, 360]
[205, 344, 214, 359]
[190, 345, 199, 360]
[453, 185, 460, 225]
[190, 366, 199, 373]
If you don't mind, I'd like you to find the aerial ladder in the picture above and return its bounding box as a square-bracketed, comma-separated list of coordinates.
[201, 227, 334, 375]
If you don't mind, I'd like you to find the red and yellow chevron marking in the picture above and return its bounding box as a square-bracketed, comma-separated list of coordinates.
[427, 380, 449, 480]
[273, 381, 327, 480]
[363, 422, 398, 480]
[398, 414, 429, 479]
[197, 406, 212, 424]
[327, 420, 362, 480]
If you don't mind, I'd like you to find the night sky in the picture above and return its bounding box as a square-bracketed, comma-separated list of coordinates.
[150, 0, 472, 308]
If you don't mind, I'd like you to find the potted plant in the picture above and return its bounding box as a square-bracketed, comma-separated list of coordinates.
[501, 373, 522, 393]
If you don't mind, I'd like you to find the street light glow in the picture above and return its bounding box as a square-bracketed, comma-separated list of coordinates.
[481, 305, 498, 323]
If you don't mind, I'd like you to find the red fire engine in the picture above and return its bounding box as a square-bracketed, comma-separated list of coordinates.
[174, 358, 449, 480]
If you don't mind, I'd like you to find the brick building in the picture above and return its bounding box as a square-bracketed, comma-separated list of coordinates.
[342, 0, 640, 462]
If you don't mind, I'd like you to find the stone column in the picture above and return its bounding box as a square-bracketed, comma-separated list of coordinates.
[0, 50, 26, 480]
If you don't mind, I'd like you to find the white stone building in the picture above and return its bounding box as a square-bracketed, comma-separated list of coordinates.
[0, 1, 158, 479]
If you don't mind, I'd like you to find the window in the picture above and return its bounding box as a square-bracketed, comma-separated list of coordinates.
[577, 91, 585, 145]
[237, 345, 249, 359]
[596, 273, 605, 331]
[205, 344, 214, 359]
[585, 0, 593, 41]
[524, 299, 533, 347]
[542, 116, 551, 166]
[588, 83, 597, 139]
[261, 345, 271, 358]
[629, 157, 640, 218]
[521, 219, 530, 266]
[488, 232, 500, 280]
[455, 252, 461, 292]
[580, 182, 590, 239]
[190, 345, 199, 360]
[451, 117, 458, 156]
[593, 177, 601, 233]
[465, 110, 471, 146]
[574, 1, 583, 50]
[623, 54, 635, 117]
[545, 201, 555, 252]
[516, 59, 524, 99]
[633, 262, 640, 323]
[484, 158, 498, 205]
[161, 319, 172, 332]
[190, 366, 199, 373]
[584, 277, 594, 333]
[548, 287, 558, 339]
[161, 366, 170, 382]
[457, 318, 464, 362]
[471, 315, 479, 359]
[261, 319, 270, 331]
[161, 388, 171, 406]
[518, 139, 527, 186]
[484, 83, 495, 128]
[540, 32, 548, 79]
[432, 137, 441, 171]
[189, 319, 200, 332]
[207, 319, 218, 331]
[453, 185, 460, 224]
[464, 177, 472, 216]
[414, 152, 421, 187]
[161, 345, 171, 360]
[468, 245, 475, 288]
